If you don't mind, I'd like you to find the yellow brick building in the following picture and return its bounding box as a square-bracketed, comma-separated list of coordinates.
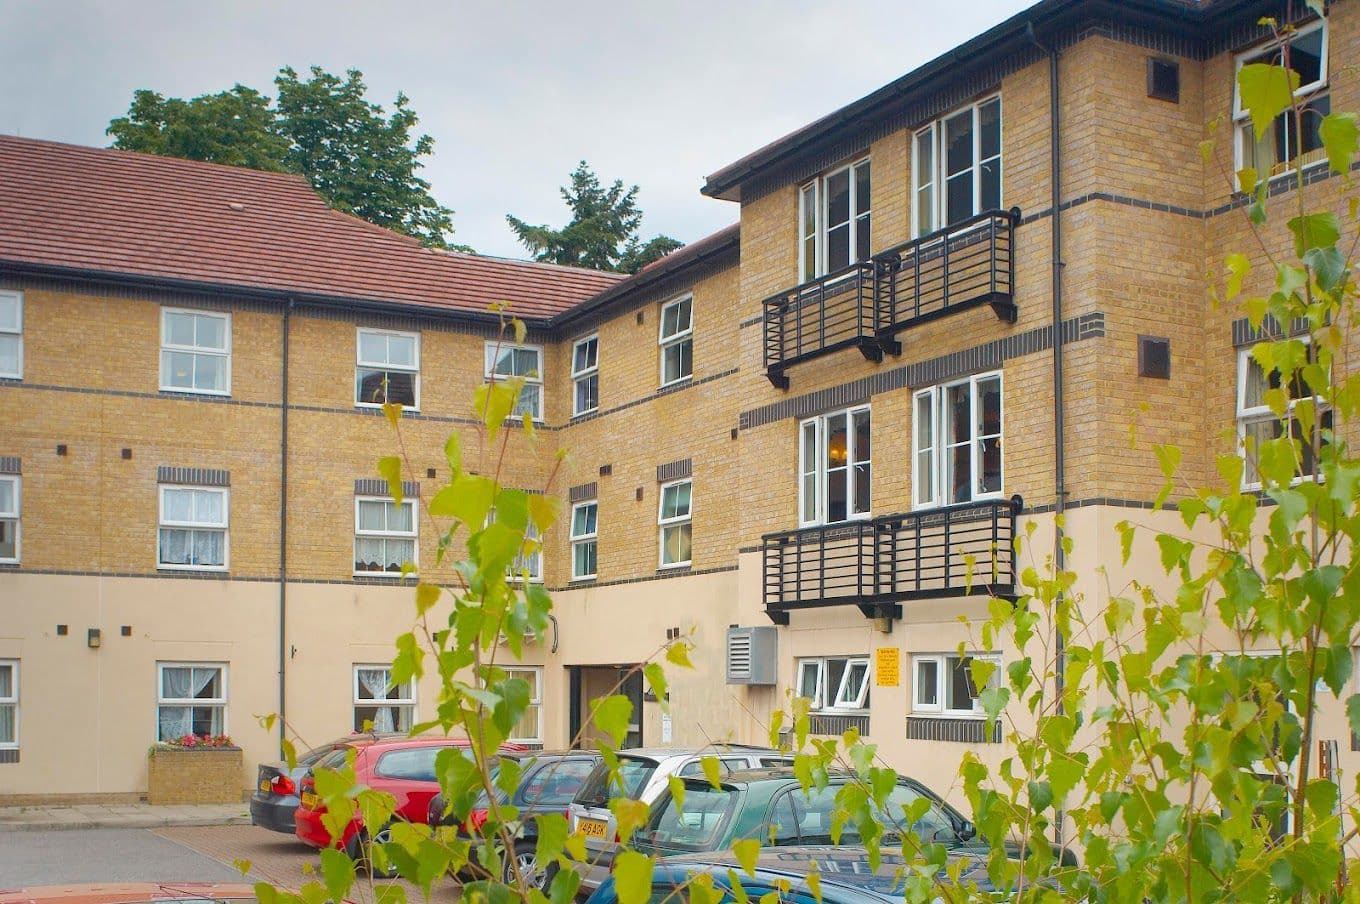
[1, 0, 1356, 808]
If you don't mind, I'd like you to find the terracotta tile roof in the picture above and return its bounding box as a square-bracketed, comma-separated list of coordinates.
[0, 134, 624, 320]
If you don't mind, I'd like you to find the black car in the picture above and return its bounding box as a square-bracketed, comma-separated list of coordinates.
[428, 749, 600, 888]
[250, 733, 400, 833]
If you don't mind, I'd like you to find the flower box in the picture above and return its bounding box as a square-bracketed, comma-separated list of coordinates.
[147, 745, 244, 805]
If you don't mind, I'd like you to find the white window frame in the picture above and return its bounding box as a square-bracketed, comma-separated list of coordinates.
[798, 157, 872, 282]
[356, 327, 421, 411]
[658, 478, 693, 569]
[572, 335, 599, 417]
[0, 475, 18, 565]
[658, 296, 694, 388]
[352, 664, 416, 732]
[484, 341, 544, 421]
[0, 290, 22, 380]
[0, 660, 17, 749]
[156, 662, 228, 741]
[912, 371, 1004, 509]
[353, 496, 418, 578]
[1235, 344, 1329, 490]
[798, 405, 872, 527]
[912, 95, 1003, 238]
[796, 657, 870, 713]
[511, 519, 543, 583]
[159, 307, 231, 396]
[506, 666, 543, 744]
[1232, 19, 1329, 176]
[570, 500, 598, 581]
[157, 485, 229, 572]
[911, 653, 1001, 719]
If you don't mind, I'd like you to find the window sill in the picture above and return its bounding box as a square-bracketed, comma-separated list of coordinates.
[569, 575, 597, 584]
[658, 378, 693, 394]
[657, 562, 692, 573]
[159, 387, 232, 398]
[910, 712, 985, 720]
[157, 564, 229, 573]
[355, 402, 421, 415]
[353, 571, 415, 579]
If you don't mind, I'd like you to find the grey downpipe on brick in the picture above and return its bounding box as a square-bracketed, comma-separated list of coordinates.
[1029, 19, 1068, 853]
[278, 297, 293, 754]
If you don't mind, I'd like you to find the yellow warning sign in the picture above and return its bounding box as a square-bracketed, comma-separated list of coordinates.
[875, 647, 900, 687]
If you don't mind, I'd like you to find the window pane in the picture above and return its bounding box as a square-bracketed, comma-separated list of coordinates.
[574, 540, 597, 577]
[387, 335, 416, 368]
[915, 128, 936, 234]
[945, 110, 974, 177]
[854, 161, 871, 217]
[512, 704, 541, 741]
[662, 523, 691, 564]
[826, 170, 850, 228]
[354, 537, 385, 572]
[1291, 28, 1324, 86]
[0, 520, 13, 560]
[0, 335, 18, 376]
[165, 312, 195, 347]
[192, 490, 224, 525]
[163, 489, 193, 522]
[917, 660, 939, 706]
[947, 657, 979, 711]
[946, 174, 973, 226]
[826, 223, 850, 272]
[193, 354, 225, 392]
[662, 299, 692, 338]
[0, 481, 13, 513]
[662, 482, 691, 519]
[855, 212, 871, 263]
[572, 503, 597, 536]
[358, 331, 387, 363]
[980, 99, 1001, 159]
[163, 350, 195, 389]
[797, 662, 821, 702]
[0, 664, 11, 698]
[384, 538, 414, 570]
[575, 374, 598, 413]
[357, 500, 386, 531]
[195, 667, 222, 699]
[195, 315, 226, 351]
[514, 382, 542, 418]
[386, 371, 417, 406]
[574, 338, 597, 372]
[0, 296, 18, 332]
[192, 530, 225, 566]
[980, 159, 1002, 212]
[826, 660, 847, 704]
[387, 501, 414, 533]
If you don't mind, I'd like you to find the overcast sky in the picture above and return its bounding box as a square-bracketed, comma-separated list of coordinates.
[2, 1, 1035, 259]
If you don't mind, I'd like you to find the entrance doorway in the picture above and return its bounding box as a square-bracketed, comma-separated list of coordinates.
[567, 665, 643, 749]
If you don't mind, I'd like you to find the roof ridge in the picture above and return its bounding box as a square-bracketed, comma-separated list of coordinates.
[438, 248, 629, 281]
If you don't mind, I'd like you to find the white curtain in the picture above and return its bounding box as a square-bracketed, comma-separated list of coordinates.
[159, 667, 216, 740]
[359, 668, 396, 732]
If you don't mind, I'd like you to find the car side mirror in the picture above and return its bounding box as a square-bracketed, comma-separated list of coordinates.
[957, 819, 977, 841]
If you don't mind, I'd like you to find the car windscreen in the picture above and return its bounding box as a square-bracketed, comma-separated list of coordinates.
[646, 786, 737, 851]
[788, 783, 957, 845]
[575, 756, 659, 807]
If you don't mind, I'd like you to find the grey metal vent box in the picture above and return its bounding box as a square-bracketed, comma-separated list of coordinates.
[726, 626, 777, 685]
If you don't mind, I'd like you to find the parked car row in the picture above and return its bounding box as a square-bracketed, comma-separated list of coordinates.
[249, 733, 1064, 899]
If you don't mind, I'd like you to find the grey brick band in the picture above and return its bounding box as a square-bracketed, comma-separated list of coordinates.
[157, 466, 229, 487]
[0, 457, 19, 475]
[656, 458, 692, 483]
[354, 478, 420, 497]
[568, 482, 598, 503]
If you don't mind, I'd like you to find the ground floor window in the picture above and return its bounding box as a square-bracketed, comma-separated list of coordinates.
[0, 660, 16, 748]
[796, 656, 870, 711]
[157, 663, 226, 741]
[353, 665, 415, 732]
[911, 653, 1000, 717]
[506, 667, 542, 743]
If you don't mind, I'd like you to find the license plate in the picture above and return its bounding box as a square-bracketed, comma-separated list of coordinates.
[301, 791, 320, 809]
[579, 818, 608, 839]
[259, 779, 271, 794]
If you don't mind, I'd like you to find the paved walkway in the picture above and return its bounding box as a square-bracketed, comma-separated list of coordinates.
[0, 802, 249, 831]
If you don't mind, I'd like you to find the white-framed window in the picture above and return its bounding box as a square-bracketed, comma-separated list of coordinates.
[0, 291, 22, 380]
[796, 656, 871, 712]
[354, 496, 417, 576]
[659, 296, 693, 387]
[570, 500, 598, 580]
[158, 486, 228, 570]
[911, 653, 1001, 718]
[799, 406, 871, 526]
[156, 662, 227, 741]
[913, 96, 1002, 237]
[0, 475, 18, 564]
[0, 660, 17, 749]
[356, 328, 419, 409]
[1236, 345, 1330, 489]
[1233, 20, 1329, 177]
[506, 667, 542, 743]
[658, 479, 692, 568]
[512, 520, 543, 583]
[485, 342, 544, 421]
[160, 308, 230, 395]
[353, 665, 415, 733]
[913, 371, 1003, 508]
[799, 158, 872, 281]
[572, 335, 599, 416]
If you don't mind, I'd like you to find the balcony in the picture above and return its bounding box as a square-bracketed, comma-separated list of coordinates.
[761, 208, 1020, 389]
[761, 497, 1021, 625]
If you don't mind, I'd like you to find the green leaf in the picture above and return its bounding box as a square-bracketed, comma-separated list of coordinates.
[666, 642, 694, 669]
[414, 583, 441, 616]
[494, 488, 530, 531]
[590, 694, 633, 747]
[1287, 212, 1341, 257]
[548, 861, 582, 904]
[382, 402, 402, 428]
[1237, 63, 1300, 141]
[377, 456, 403, 505]
[1236, 167, 1258, 195]
[429, 473, 496, 528]
[535, 812, 569, 867]
[443, 431, 462, 477]
[1155, 443, 1181, 479]
[667, 775, 686, 815]
[319, 847, 356, 904]
[1303, 246, 1347, 292]
[232, 858, 251, 877]
[732, 838, 761, 876]
[643, 662, 668, 713]
[1320, 111, 1358, 174]
[701, 755, 723, 789]
[1225, 253, 1251, 299]
[475, 378, 523, 444]
[528, 493, 560, 533]
[611, 850, 654, 904]
[1027, 780, 1053, 812]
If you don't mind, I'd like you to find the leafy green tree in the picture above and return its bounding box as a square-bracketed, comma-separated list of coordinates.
[507, 161, 683, 273]
[106, 86, 289, 172]
[107, 68, 460, 249]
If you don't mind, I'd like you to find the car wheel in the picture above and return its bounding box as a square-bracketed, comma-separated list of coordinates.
[503, 842, 546, 890]
[350, 823, 400, 880]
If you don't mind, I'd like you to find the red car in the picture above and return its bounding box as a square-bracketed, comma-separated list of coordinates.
[294, 734, 527, 865]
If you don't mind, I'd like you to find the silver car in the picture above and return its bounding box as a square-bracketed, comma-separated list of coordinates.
[565, 745, 791, 895]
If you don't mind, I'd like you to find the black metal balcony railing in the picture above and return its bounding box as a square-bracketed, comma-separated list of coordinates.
[762, 208, 1020, 389]
[761, 497, 1021, 624]
[761, 262, 884, 390]
[875, 208, 1019, 334]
